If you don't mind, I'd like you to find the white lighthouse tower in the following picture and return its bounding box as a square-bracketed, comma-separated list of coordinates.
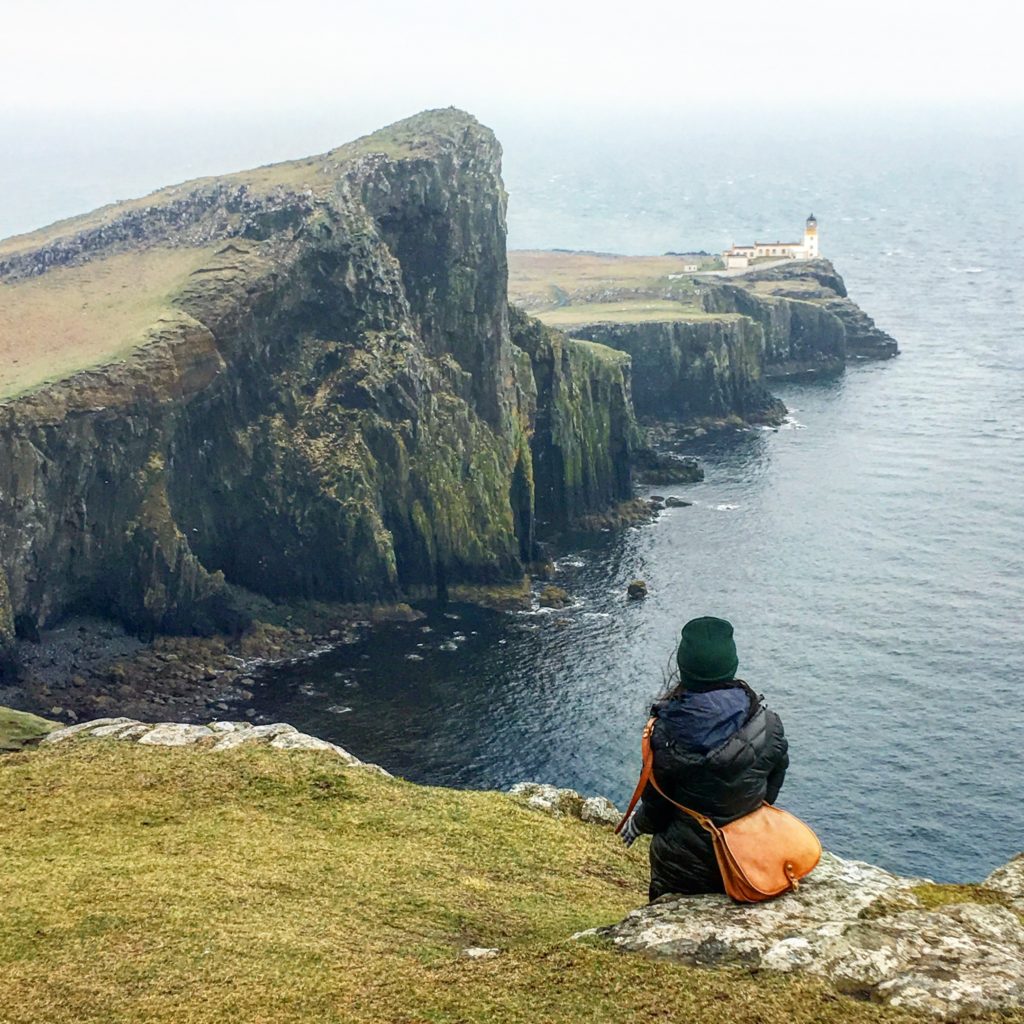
[803, 214, 819, 259]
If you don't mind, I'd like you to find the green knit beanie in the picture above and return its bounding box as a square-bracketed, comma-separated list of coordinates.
[676, 616, 739, 684]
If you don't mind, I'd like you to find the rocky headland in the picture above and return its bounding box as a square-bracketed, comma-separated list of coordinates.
[0, 110, 640, 691]
[508, 250, 899, 424]
[0, 110, 904, 719]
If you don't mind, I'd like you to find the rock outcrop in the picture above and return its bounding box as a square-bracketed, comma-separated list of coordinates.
[508, 252, 898, 425]
[507, 781, 621, 826]
[700, 259, 899, 377]
[40, 714, 388, 770]
[594, 851, 1024, 1017]
[565, 317, 785, 424]
[0, 110, 636, 672]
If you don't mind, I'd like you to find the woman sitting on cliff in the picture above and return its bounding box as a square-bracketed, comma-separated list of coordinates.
[620, 616, 790, 901]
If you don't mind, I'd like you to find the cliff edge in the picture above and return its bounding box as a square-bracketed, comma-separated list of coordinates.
[508, 250, 899, 425]
[2, 721, 1021, 1023]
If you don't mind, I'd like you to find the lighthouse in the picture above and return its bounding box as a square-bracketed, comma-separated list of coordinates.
[803, 214, 819, 259]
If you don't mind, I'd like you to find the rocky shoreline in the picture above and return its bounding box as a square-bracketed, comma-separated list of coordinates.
[1, 600, 430, 726]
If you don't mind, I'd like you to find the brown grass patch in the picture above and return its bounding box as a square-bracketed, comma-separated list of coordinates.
[0, 245, 217, 400]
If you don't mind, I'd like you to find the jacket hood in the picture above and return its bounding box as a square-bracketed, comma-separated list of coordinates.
[653, 683, 757, 756]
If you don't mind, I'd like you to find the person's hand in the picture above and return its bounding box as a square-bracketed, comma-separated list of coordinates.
[620, 811, 640, 847]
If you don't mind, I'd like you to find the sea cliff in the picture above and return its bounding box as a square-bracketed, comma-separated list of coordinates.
[0, 110, 635, 672]
[564, 317, 784, 424]
[699, 259, 899, 377]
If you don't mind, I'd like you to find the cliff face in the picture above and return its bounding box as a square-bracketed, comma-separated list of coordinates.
[0, 110, 635, 667]
[564, 317, 785, 424]
[510, 309, 637, 529]
[507, 252, 898, 425]
[700, 259, 898, 377]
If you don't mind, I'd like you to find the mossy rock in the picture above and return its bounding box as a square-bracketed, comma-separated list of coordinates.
[858, 881, 1021, 922]
[0, 706, 58, 752]
[538, 585, 571, 609]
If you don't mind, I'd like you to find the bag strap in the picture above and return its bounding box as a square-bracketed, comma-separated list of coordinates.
[645, 764, 720, 836]
[615, 715, 720, 837]
[615, 717, 655, 834]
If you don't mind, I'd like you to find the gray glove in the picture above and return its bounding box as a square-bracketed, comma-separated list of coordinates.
[620, 810, 641, 847]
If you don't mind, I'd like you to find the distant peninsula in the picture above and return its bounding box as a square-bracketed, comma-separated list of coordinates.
[509, 248, 898, 424]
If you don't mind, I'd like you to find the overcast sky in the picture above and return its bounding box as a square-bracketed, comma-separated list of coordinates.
[3, 0, 1021, 118]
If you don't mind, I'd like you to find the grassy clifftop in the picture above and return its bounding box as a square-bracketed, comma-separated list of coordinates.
[0, 108, 488, 402]
[0, 740, 994, 1024]
[0, 246, 217, 400]
[0, 707, 56, 751]
[508, 250, 713, 321]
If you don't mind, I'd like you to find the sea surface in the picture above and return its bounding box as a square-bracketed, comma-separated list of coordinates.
[2, 106, 1022, 882]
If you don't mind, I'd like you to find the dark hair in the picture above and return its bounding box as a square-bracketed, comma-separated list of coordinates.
[659, 649, 686, 702]
[658, 647, 747, 704]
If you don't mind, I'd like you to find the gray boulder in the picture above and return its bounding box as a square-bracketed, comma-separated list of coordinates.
[508, 782, 620, 826]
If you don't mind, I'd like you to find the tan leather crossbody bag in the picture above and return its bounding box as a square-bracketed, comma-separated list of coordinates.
[616, 716, 821, 902]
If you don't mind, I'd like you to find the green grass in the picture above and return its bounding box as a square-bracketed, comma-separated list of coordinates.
[568, 338, 632, 364]
[0, 707, 57, 752]
[0, 245, 218, 400]
[911, 882, 1021, 914]
[508, 250, 714, 313]
[2, 741, 1016, 1024]
[538, 301, 735, 327]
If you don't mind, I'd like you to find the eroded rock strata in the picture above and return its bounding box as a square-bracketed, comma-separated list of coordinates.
[700, 259, 899, 377]
[0, 110, 635, 672]
[567, 317, 785, 424]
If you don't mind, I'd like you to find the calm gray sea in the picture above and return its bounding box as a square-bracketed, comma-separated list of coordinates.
[2, 107, 1022, 881]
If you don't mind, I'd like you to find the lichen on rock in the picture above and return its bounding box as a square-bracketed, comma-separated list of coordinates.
[508, 781, 621, 826]
[596, 851, 1024, 1016]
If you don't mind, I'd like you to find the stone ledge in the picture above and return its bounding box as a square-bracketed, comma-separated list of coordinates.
[41, 716, 389, 774]
[593, 851, 1024, 1017]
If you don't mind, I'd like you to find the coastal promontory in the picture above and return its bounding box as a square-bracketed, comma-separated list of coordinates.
[0, 110, 637, 674]
[508, 249, 898, 424]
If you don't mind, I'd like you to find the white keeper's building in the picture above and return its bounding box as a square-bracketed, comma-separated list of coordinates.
[723, 214, 819, 269]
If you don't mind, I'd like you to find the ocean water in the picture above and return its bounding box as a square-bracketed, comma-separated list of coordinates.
[2, 107, 1022, 881]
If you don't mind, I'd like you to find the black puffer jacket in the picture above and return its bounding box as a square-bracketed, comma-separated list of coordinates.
[633, 680, 789, 901]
